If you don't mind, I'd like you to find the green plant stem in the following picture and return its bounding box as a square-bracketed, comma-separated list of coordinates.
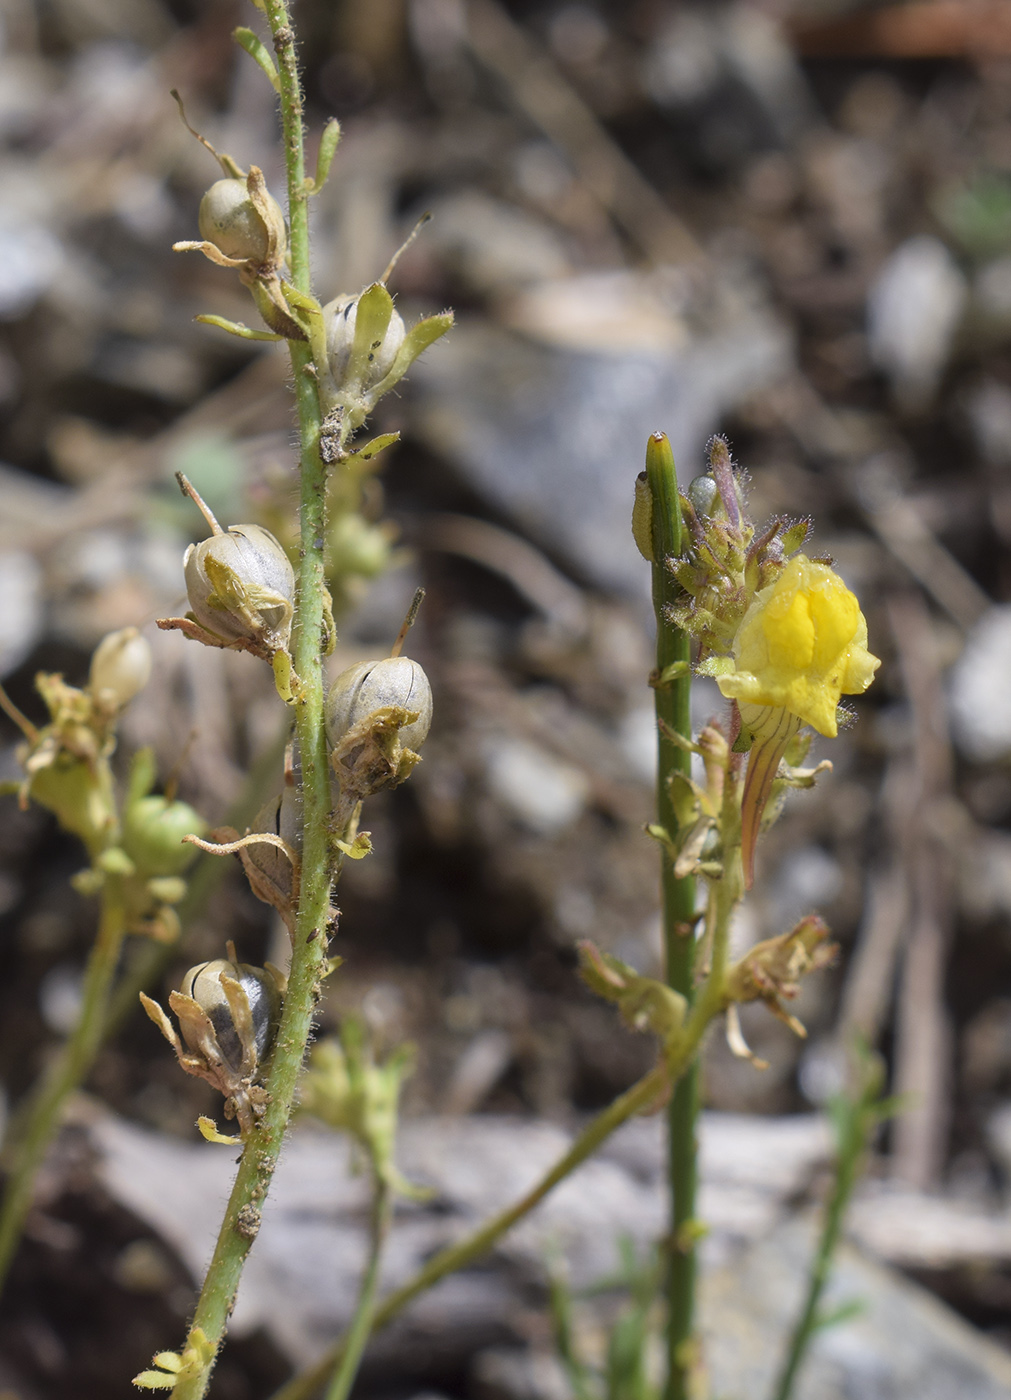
[325, 1176, 393, 1400]
[770, 1080, 875, 1400]
[167, 6, 337, 1396]
[644, 432, 698, 1400]
[0, 875, 127, 1291]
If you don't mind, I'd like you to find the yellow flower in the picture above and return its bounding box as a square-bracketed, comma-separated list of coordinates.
[716, 554, 879, 737]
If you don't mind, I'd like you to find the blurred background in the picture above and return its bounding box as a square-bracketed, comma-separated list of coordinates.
[4, 0, 1011, 1396]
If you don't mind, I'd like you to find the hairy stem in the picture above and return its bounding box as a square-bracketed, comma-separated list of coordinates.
[168, 4, 336, 1396]
[644, 432, 698, 1400]
[325, 1177, 393, 1400]
[0, 875, 127, 1291]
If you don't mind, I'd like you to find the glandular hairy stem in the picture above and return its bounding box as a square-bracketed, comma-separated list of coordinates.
[166, 3, 338, 1396]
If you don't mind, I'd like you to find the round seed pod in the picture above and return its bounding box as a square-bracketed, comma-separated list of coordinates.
[325, 656, 433, 755]
[687, 474, 720, 519]
[198, 178, 285, 264]
[323, 293, 405, 389]
[180, 956, 280, 1073]
[123, 794, 205, 877]
[184, 524, 295, 650]
[89, 627, 152, 711]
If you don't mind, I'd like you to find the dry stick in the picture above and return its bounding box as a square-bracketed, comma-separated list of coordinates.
[463, 0, 702, 266]
[165, 2, 338, 1394]
[887, 591, 955, 1191]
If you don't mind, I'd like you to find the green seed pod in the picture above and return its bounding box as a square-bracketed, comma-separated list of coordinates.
[123, 794, 206, 877]
[325, 656, 433, 755]
[329, 513, 393, 580]
[687, 474, 720, 518]
[180, 956, 280, 1073]
[323, 292, 405, 390]
[89, 626, 152, 711]
[184, 524, 295, 652]
[198, 176, 286, 265]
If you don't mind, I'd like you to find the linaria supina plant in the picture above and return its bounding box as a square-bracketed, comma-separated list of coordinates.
[74, 7, 880, 1398]
[261, 432, 879, 1400]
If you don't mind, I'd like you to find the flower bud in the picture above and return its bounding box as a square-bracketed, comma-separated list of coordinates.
[180, 955, 281, 1073]
[184, 524, 295, 653]
[123, 793, 206, 877]
[323, 292, 405, 390]
[198, 176, 286, 266]
[325, 656, 432, 755]
[89, 627, 152, 711]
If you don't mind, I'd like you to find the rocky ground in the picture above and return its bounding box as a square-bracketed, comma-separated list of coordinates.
[4, 1, 1011, 1397]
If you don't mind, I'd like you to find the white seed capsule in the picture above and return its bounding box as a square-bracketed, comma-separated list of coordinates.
[184, 524, 295, 650]
[88, 627, 152, 710]
[198, 177, 285, 264]
[180, 956, 280, 1072]
[325, 656, 433, 754]
[323, 293, 405, 389]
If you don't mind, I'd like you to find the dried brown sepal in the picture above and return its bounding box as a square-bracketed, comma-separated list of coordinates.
[139, 951, 283, 1138]
[723, 914, 837, 1037]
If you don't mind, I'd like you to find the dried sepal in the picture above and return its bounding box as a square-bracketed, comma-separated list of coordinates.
[578, 941, 687, 1049]
[723, 914, 838, 1038]
[139, 945, 284, 1137]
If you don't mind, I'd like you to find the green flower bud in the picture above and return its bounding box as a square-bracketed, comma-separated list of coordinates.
[180, 955, 281, 1074]
[184, 524, 295, 653]
[89, 627, 152, 712]
[198, 175, 286, 266]
[325, 656, 433, 755]
[123, 794, 206, 877]
[323, 292, 405, 390]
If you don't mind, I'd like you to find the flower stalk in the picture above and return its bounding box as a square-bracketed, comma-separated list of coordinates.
[156, 2, 338, 1393]
[0, 874, 127, 1288]
[643, 432, 701, 1400]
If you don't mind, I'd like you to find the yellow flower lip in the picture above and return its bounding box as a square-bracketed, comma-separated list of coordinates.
[716, 554, 880, 736]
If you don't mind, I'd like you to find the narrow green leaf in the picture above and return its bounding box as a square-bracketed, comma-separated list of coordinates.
[233, 27, 280, 93]
[307, 118, 341, 194]
[195, 314, 284, 343]
[341, 432, 400, 474]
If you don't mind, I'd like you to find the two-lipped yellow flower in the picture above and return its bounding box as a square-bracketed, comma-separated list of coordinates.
[716, 554, 880, 737]
[714, 554, 880, 886]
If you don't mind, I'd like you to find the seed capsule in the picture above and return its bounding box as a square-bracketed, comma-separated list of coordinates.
[325, 656, 433, 754]
[89, 627, 152, 711]
[184, 524, 295, 652]
[687, 474, 720, 519]
[198, 176, 286, 266]
[323, 292, 405, 390]
[122, 793, 205, 877]
[180, 956, 280, 1073]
